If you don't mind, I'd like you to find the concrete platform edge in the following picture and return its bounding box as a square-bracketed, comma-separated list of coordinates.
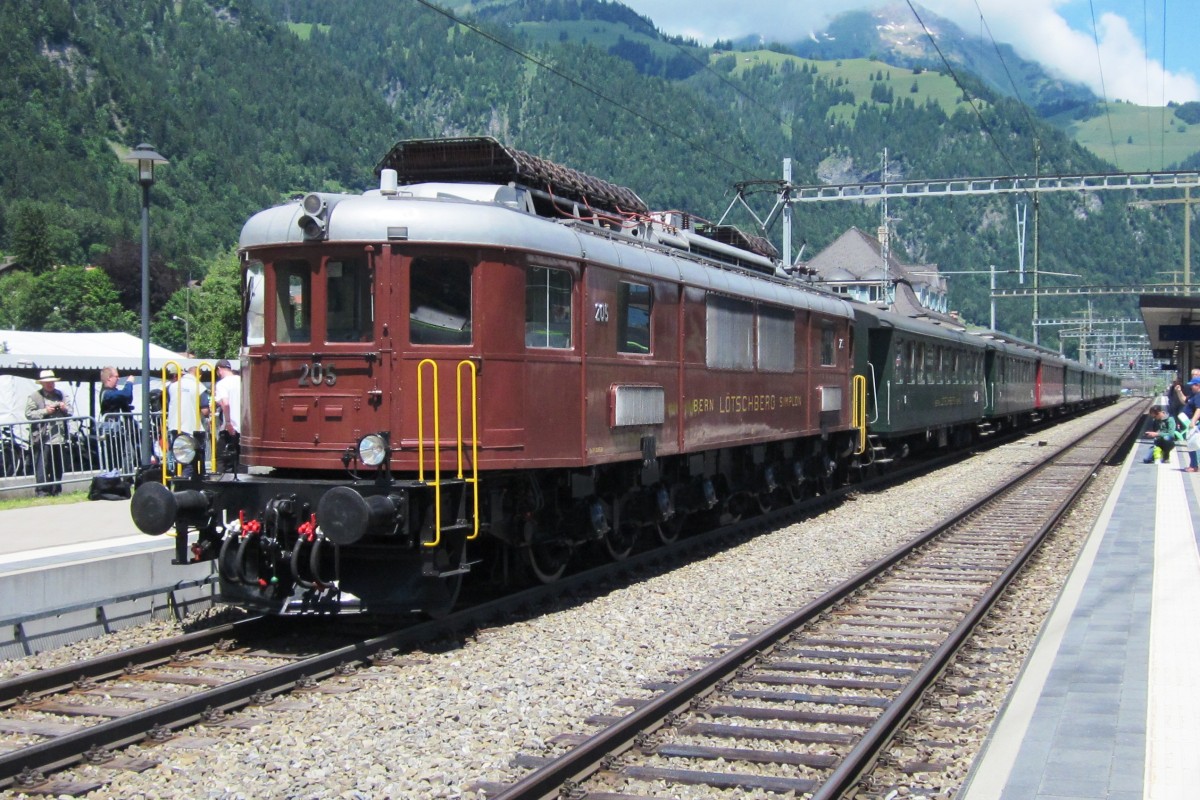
[957, 443, 1137, 799]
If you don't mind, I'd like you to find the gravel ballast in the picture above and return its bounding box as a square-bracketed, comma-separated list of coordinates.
[0, 405, 1133, 799]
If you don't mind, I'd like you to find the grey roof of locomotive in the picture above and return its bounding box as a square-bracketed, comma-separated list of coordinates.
[239, 180, 855, 321]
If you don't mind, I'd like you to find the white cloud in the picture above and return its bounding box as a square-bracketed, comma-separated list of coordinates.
[620, 0, 1200, 105]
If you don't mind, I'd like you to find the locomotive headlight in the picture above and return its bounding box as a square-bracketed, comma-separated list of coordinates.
[172, 433, 198, 465]
[302, 193, 326, 216]
[357, 433, 389, 467]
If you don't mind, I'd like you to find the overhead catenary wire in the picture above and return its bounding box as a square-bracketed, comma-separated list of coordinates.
[409, 0, 765, 182]
[904, 0, 1021, 177]
[1160, 0, 1167, 169]
[971, 0, 1043, 169]
[625, 16, 794, 137]
[1143, 0, 1154, 169]
[1087, 0, 1120, 166]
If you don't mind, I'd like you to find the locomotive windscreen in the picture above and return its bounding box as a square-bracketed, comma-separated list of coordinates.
[374, 136, 648, 216]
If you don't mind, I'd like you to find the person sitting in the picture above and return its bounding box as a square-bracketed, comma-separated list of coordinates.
[1142, 405, 1180, 464]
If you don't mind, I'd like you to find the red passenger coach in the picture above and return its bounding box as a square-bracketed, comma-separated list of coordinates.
[132, 138, 859, 615]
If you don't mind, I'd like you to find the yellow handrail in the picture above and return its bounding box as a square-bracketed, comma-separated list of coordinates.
[416, 359, 442, 547]
[852, 374, 867, 455]
[456, 360, 480, 540]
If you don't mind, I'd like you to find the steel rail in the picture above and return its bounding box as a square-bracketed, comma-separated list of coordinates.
[488, 401, 1143, 800]
[0, 617, 265, 709]
[0, 617, 438, 787]
[810, 401, 1146, 798]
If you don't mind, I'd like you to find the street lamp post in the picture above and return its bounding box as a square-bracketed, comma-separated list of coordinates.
[171, 314, 190, 356]
[123, 143, 168, 467]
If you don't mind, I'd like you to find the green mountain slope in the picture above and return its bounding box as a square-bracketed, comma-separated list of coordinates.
[1055, 102, 1200, 172]
[0, 0, 1189, 350]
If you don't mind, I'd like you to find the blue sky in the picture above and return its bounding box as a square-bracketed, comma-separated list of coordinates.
[619, 0, 1199, 105]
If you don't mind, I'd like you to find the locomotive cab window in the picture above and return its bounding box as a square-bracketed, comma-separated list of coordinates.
[244, 259, 265, 346]
[274, 260, 311, 344]
[410, 256, 472, 345]
[618, 281, 651, 354]
[526, 267, 572, 349]
[326, 259, 372, 342]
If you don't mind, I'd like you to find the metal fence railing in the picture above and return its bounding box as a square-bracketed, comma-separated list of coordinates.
[0, 413, 164, 496]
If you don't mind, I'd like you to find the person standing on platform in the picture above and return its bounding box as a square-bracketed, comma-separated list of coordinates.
[98, 366, 137, 472]
[165, 364, 204, 477]
[99, 367, 134, 416]
[213, 359, 241, 471]
[1172, 368, 1200, 415]
[25, 370, 73, 496]
[1182, 377, 1200, 472]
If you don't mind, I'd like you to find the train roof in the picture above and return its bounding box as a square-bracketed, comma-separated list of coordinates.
[851, 301, 983, 346]
[852, 300, 1104, 374]
[239, 174, 854, 321]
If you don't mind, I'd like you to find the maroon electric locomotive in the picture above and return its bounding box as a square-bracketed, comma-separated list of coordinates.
[131, 137, 862, 615]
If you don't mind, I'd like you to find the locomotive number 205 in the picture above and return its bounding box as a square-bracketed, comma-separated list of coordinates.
[298, 362, 337, 387]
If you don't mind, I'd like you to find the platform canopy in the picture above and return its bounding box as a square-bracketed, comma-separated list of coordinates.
[1139, 294, 1200, 371]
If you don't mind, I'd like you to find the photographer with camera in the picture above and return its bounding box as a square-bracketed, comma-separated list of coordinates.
[25, 369, 73, 496]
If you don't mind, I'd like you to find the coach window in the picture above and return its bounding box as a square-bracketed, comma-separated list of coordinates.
[410, 256, 472, 345]
[326, 259, 372, 342]
[819, 323, 836, 366]
[618, 281, 652, 354]
[274, 260, 311, 344]
[526, 267, 572, 348]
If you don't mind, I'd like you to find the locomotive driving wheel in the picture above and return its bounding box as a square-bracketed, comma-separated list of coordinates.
[655, 514, 685, 545]
[603, 521, 637, 560]
[600, 496, 637, 561]
[522, 517, 572, 584]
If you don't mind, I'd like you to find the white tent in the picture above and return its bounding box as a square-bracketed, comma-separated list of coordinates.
[0, 331, 202, 424]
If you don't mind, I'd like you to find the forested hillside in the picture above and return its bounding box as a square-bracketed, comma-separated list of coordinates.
[0, 0, 1187, 352]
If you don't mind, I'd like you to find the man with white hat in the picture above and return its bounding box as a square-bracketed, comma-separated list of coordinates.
[24, 369, 73, 496]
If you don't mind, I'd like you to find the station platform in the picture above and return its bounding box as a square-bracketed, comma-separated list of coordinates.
[0, 499, 215, 659]
[960, 436, 1200, 798]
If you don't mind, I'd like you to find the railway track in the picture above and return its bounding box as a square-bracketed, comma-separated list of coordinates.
[0, 617, 301, 793]
[0, 404, 1137, 795]
[0, 615, 432, 794]
[481, 401, 1144, 800]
